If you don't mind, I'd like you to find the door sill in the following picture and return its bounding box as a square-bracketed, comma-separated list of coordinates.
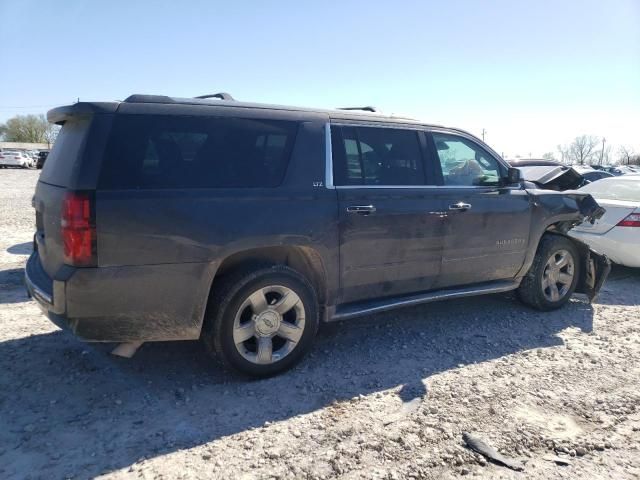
[330, 279, 520, 321]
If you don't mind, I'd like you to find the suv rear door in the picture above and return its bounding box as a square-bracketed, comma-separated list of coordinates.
[32, 105, 114, 278]
[331, 123, 444, 303]
[427, 130, 532, 288]
[34, 116, 95, 277]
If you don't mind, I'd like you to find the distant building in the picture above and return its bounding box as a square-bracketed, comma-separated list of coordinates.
[0, 142, 50, 151]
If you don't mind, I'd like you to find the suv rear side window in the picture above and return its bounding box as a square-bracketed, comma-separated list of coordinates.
[100, 115, 298, 189]
[432, 133, 502, 187]
[331, 125, 425, 186]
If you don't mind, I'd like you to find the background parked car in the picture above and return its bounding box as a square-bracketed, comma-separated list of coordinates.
[0, 150, 32, 168]
[36, 150, 49, 169]
[506, 158, 563, 167]
[581, 169, 614, 182]
[607, 165, 638, 176]
[572, 165, 614, 183]
[27, 151, 39, 165]
[569, 175, 640, 268]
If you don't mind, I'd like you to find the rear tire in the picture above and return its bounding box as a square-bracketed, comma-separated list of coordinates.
[517, 234, 580, 311]
[201, 265, 319, 377]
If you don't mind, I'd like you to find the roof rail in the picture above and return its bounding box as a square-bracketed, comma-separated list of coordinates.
[195, 92, 235, 101]
[337, 106, 377, 113]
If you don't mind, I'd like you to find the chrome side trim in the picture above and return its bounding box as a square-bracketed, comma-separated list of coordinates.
[330, 121, 428, 131]
[330, 280, 520, 321]
[324, 123, 335, 189]
[334, 185, 509, 190]
[325, 122, 513, 190]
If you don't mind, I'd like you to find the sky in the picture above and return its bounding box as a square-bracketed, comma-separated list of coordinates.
[1, 0, 639, 159]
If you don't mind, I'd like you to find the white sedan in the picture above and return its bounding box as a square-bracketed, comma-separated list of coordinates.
[569, 175, 640, 267]
[0, 150, 32, 168]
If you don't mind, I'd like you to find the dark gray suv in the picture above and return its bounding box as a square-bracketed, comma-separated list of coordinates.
[25, 93, 610, 377]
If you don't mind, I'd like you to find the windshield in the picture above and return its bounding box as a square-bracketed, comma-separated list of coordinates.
[579, 177, 640, 202]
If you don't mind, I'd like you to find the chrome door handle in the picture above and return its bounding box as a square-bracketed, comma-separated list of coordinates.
[346, 205, 376, 215]
[448, 202, 472, 211]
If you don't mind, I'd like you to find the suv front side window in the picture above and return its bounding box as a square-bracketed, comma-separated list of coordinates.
[432, 133, 502, 187]
[331, 125, 425, 186]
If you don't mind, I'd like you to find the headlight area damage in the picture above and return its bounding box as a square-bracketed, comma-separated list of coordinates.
[529, 190, 611, 302]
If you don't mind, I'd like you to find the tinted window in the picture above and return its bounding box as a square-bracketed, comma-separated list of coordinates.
[100, 115, 298, 189]
[40, 117, 92, 187]
[331, 126, 425, 186]
[433, 133, 502, 187]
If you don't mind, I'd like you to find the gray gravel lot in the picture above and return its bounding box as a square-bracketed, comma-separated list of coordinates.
[0, 169, 639, 479]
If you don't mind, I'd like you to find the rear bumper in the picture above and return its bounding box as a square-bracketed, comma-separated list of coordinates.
[25, 251, 214, 342]
[25, 252, 65, 314]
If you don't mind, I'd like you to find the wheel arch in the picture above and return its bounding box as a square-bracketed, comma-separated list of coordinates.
[200, 245, 329, 331]
[519, 227, 610, 302]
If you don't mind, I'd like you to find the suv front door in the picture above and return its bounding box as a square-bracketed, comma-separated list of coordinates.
[427, 130, 532, 288]
[331, 124, 444, 303]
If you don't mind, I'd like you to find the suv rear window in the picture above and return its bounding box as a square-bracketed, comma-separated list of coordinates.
[99, 115, 298, 189]
[40, 117, 92, 187]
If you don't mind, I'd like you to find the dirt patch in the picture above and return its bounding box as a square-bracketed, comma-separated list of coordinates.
[514, 405, 584, 440]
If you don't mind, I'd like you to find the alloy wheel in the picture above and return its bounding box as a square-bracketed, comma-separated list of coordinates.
[542, 249, 575, 302]
[232, 285, 305, 365]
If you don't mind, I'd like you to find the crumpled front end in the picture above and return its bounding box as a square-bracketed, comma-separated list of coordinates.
[527, 189, 611, 301]
[560, 193, 611, 301]
[572, 240, 611, 302]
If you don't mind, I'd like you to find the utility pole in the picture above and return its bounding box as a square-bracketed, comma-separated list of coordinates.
[481, 129, 486, 142]
[599, 137, 606, 165]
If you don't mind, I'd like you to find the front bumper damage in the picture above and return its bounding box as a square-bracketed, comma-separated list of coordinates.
[573, 241, 611, 302]
[526, 188, 611, 302]
[564, 192, 611, 302]
[545, 191, 610, 302]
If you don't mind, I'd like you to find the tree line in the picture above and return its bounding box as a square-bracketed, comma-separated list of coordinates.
[0, 114, 60, 145]
[542, 135, 639, 166]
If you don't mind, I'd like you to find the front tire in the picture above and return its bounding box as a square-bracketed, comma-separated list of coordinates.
[202, 265, 319, 377]
[517, 234, 580, 311]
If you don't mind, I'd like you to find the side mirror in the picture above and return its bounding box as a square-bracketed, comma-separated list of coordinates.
[506, 167, 521, 185]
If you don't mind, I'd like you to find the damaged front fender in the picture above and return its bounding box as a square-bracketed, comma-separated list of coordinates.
[529, 190, 606, 235]
[522, 189, 610, 301]
[570, 193, 606, 225]
[571, 238, 611, 302]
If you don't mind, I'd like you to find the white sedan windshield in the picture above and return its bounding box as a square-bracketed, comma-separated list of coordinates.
[579, 177, 640, 202]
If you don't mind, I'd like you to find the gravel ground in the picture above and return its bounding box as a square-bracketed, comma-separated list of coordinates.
[1, 169, 639, 480]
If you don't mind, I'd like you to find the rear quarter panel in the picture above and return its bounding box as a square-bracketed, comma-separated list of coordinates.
[94, 117, 339, 337]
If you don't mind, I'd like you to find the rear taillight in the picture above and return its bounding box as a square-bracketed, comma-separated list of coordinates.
[617, 213, 640, 227]
[61, 192, 96, 266]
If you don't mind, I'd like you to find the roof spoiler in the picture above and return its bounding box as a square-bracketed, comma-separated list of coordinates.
[47, 102, 119, 125]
